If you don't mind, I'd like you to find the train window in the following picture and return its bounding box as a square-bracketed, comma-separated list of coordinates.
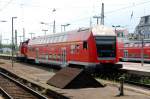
[37, 39, 39, 44]
[124, 44, 128, 47]
[51, 37, 54, 43]
[61, 36, 64, 42]
[71, 45, 75, 54]
[49, 37, 52, 43]
[54, 37, 56, 43]
[58, 36, 61, 42]
[39, 38, 42, 44]
[83, 41, 88, 49]
[124, 50, 128, 57]
[34, 39, 37, 44]
[41, 38, 43, 44]
[49, 54, 52, 59]
[55, 36, 59, 43]
[43, 38, 45, 44]
[44, 38, 47, 44]
[34, 39, 36, 44]
[63, 35, 67, 42]
[45, 37, 48, 43]
[76, 45, 80, 53]
[56, 37, 58, 43]
[129, 43, 134, 47]
[54, 54, 56, 60]
[58, 36, 62, 42]
[43, 38, 46, 44]
[145, 43, 150, 47]
[134, 43, 138, 47]
[35, 39, 37, 44]
[53, 37, 55, 43]
[46, 37, 49, 43]
[138, 44, 142, 47]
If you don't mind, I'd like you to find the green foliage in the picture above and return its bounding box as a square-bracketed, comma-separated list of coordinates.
[0, 44, 18, 49]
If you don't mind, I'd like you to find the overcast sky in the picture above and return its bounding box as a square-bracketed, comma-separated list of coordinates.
[0, 0, 150, 44]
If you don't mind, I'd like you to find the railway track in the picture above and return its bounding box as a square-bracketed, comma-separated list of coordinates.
[0, 71, 48, 99]
[0, 55, 149, 91]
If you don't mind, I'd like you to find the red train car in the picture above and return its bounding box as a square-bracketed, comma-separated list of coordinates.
[119, 40, 150, 62]
[19, 25, 119, 68]
[117, 38, 125, 60]
[18, 40, 29, 59]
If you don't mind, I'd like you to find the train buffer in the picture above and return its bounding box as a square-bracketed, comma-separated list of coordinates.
[47, 67, 104, 89]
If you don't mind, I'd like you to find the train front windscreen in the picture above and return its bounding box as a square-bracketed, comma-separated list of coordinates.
[94, 36, 116, 59]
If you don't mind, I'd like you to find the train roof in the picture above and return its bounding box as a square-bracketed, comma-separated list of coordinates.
[92, 25, 115, 36]
[28, 25, 115, 45]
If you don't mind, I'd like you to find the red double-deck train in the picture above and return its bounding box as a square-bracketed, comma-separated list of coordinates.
[118, 39, 150, 62]
[18, 25, 120, 69]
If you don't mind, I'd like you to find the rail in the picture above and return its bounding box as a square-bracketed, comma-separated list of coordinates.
[0, 71, 48, 99]
[0, 87, 13, 99]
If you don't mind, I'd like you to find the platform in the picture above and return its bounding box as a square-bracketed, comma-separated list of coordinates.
[119, 62, 150, 76]
[0, 59, 149, 99]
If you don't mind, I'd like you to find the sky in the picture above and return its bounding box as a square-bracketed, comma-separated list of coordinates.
[0, 0, 150, 44]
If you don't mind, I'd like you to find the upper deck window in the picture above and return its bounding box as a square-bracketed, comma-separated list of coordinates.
[124, 43, 129, 47]
[129, 43, 134, 47]
[138, 44, 142, 47]
[145, 43, 150, 47]
[134, 43, 138, 47]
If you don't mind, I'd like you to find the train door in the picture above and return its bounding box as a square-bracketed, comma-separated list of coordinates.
[123, 50, 128, 61]
[124, 50, 128, 58]
[61, 47, 67, 67]
[35, 48, 39, 63]
[46, 53, 49, 63]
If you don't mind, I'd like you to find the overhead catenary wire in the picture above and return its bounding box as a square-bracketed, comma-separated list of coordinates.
[0, 0, 14, 12]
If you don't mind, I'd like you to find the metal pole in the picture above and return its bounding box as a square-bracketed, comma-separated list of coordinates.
[23, 28, 25, 41]
[52, 8, 56, 33]
[15, 30, 17, 49]
[61, 24, 70, 32]
[0, 34, 2, 51]
[18, 36, 22, 43]
[97, 18, 99, 25]
[100, 3, 104, 25]
[64, 25, 66, 32]
[141, 35, 144, 66]
[119, 76, 125, 96]
[44, 31, 46, 35]
[42, 29, 48, 36]
[61, 25, 63, 32]
[53, 20, 55, 33]
[93, 16, 101, 25]
[90, 17, 92, 27]
[12, 17, 14, 68]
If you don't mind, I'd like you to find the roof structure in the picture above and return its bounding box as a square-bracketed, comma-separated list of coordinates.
[28, 25, 115, 45]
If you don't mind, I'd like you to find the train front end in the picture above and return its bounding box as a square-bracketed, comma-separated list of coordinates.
[17, 40, 29, 60]
[92, 25, 119, 64]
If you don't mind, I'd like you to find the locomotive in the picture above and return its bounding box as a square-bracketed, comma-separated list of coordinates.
[18, 25, 120, 69]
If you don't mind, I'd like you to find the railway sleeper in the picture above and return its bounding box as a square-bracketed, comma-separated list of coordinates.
[1, 68, 70, 99]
